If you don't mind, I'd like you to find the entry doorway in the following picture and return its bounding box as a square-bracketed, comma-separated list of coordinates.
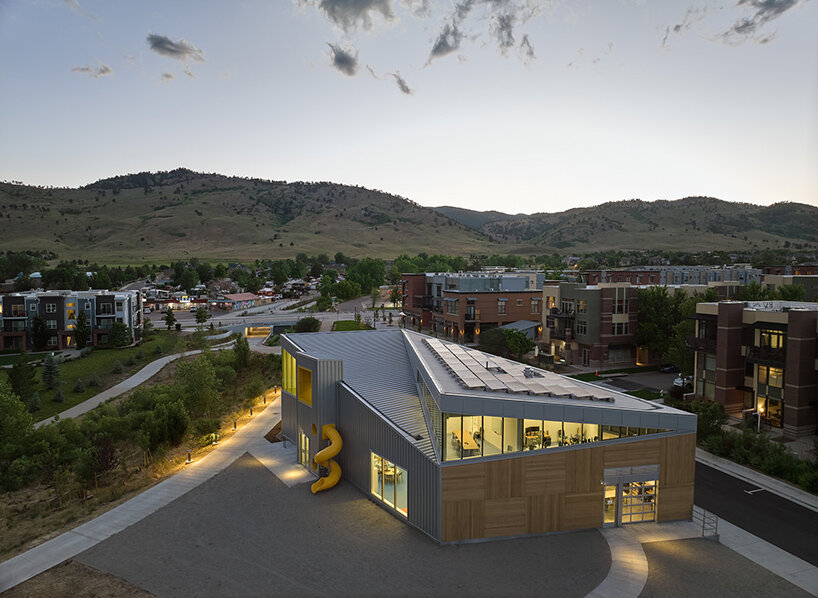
[298, 431, 310, 467]
[603, 466, 659, 527]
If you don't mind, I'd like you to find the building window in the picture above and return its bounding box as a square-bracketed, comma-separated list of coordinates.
[546, 296, 556, 310]
[577, 299, 587, 313]
[297, 366, 313, 406]
[46, 320, 57, 330]
[47, 336, 58, 347]
[546, 316, 555, 328]
[45, 304, 57, 313]
[370, 452, 407, 517]
[420, 379, 442, 454]
[116, 301, 124, 312]
[613, 298, 628, 314]
[66, 309, 76, 320]
[98, 303, 114, 315]
[561, 298, 573, 312]
[575, 320, 587, 335]
[613, 322, 629, 335]
[759, 329, 784, 349]
[497, 300, 507, 315]
[446, 300, 458, 315]
[11, 305, 25, 317]
[30, 304, 37, 311]
[516, 299, 523, 307]
[85, 303, 91, 310]
[531, 300, 539, 314]
[98, 334, 109, 345]
[282, 350, 296, 395]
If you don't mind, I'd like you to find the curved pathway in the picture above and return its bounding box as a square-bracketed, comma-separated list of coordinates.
[0, 395, 310, 593]
[35, 339, 235, 429]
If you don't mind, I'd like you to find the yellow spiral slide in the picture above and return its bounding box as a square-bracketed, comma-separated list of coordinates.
[310, 424, 342, 494]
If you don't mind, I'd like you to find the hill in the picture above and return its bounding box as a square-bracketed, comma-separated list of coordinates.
[434, 197, 818, 254]
[0, 169, 491, 263]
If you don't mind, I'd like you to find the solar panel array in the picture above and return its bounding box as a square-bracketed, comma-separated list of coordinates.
[423, 338, 615, 402]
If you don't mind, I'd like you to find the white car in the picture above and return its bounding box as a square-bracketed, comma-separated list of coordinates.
[673, 375, 693, 388]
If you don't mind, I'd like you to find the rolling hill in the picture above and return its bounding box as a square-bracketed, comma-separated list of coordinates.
[1, 169, 815, 263]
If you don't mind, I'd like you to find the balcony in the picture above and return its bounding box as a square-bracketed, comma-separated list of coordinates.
[550, 328, 573, 341]
[550, 308, 575, 320]
[746, 345, 786, 366]
[686, 336, 717, 353]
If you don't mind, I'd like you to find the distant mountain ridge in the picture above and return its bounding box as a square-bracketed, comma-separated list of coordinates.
[0, 169, 815, 262]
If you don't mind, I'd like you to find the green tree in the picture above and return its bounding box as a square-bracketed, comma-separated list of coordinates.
[27, 391, 41, 413]
[634, 287, 686, 360]
[74, 310, 89, 349]
[370, 287, 380, 310]
[346, 257, 385, 292]
[7, 353, 37, 402]
[504, 329, 535, 360]
[214, 263, 227, 279]
[293, 317, 322, 332]
[0, 382, 34, 489]
[164, 307, 177, 331]
[233, 335, 251, 371]
[665, 288, 720, 374]
[178, 268, 199, 293]
[195, 307, 210, 326]
[174, 357, 220, 417]
[778, 284, 806, 301]
[110, 321, 130, 347]
[41, 354, 61, 390]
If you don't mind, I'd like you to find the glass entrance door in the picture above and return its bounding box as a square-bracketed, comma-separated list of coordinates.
[298, 431, 309, 466]
[603, 485, 618, 526]
[603, 479, 657, 526]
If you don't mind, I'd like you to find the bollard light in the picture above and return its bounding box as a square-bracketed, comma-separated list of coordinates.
[186, 449, 193, 464]
[233, 419, 237, 430]
[263, 394, 267, 404]
[250, 406, 254, 416]
[212, 433, 219, 445]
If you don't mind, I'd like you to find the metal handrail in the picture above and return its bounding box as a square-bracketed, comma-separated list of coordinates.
[692, 505, 719, 541]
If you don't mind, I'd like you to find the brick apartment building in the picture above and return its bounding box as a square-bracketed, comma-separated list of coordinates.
[0, 290, 142, 350]
[401, 273, 541, 343]
[690, 301, 818, 438]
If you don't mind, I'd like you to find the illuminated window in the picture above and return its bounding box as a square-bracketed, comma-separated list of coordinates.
[46, 320, 57, 330]
[67, 309, 76, 320]
[759, 329, 784, 350]
[282, 350, 296, 395]
[297, 366, 313, 406]
[577, 299, 587, 313]
[370, 452, 407, 517]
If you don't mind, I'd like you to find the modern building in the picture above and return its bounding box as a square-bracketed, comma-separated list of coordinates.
[585, 266, 762, 286]
[689, 300, 818, 438]
[542, 282, 639, 368]
[401, 272, 540, 342]
[280, 329, 697, 543]
[0, 289, 142, 350]
[762, 275, 818, 301]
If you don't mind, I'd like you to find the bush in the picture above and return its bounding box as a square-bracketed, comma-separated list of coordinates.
[154, 344, 163, 354]
[293, 317, 321, 332]
[125, 357, 136, 366]
[73, 378, 86, 393]
[193, 418, 221, 438]
[88, 372, 101, 387]
[80, 347, 93, 358]
[112, 360, 123, 374]
[52, 388, 64, 403]
[136, 350, 144, 360]
[27, 391, 41, 413]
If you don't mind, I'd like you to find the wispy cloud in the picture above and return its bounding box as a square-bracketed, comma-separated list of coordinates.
[328, 43, 359, 75]
[161, 72, 174, 81]
[366, 64, 379, 78]
[662, 6, 708, 48]
[184, 65, 196, 79]
[390, 71, 413, 94]
[314, 0, 394, 31]
[147, 33, 205, 61]
[64, 0, 96, 20]
[722, 0, 803, 42]
[519, 34, 535, 63]
[71, 63, 112, 78]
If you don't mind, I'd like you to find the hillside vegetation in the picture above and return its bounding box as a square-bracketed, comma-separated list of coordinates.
[435, 198, 818, 254]
[1, 169, 815, 262]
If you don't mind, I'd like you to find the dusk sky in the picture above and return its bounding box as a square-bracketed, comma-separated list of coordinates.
[1, 0, 816, 214]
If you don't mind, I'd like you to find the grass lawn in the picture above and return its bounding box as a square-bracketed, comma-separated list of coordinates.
[332, 320, 375, 331]
[626, 389, 664, 401]
[0, 351, 59, 366]
[14, 331, 191, 422]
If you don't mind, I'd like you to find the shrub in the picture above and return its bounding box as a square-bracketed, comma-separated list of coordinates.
[42, 355, 61, 390]
[27, 391, 41, 413]
[52, 388, 64, 403]
[125, 356, 136, 366]
[112, 360, 123, 374]
[88, 372, 101, 387]
[193, 418, 220, 438]
[73, 378, 86, 393]
[136, 350, 144, 360]
[154, 344, 163, 354]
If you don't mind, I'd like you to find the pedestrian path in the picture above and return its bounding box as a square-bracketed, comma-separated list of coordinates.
[0, 396, 306, 594]
[35, 340, 235, 429]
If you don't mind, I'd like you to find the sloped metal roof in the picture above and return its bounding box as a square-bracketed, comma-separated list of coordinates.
[284, 330, 437, 462]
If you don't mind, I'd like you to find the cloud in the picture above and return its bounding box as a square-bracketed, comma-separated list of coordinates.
[64, 0, 96, 20]
[722, 0, 804, 42]
[184, 65, 196, 79]
[428, 21, 466, 61]
[315, 0, 393, 31]
[147, 33, 205, 61]
[390, 71, 413, 94]
[662, 6, 708, 48]
[402, 0, 431, 17]
[491, 12, 517, 53]
[161, 73, 174, 81]
[519, 34, 535, 62]
[328, 43, 359, 75]
[366, 64, 379, 78]
[71, 63, 112, 78]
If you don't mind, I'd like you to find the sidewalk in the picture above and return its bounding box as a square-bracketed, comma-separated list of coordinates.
[696, 447, 818, 513]
[0, 396, 309, 594]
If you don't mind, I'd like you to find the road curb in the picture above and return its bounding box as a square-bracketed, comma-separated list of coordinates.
[696, 448, 818, 513]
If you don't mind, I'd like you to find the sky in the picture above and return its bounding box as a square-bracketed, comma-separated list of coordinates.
[0, 0, 816, 214]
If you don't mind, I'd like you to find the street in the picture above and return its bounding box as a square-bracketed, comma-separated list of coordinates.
[694, 462, 818, 567]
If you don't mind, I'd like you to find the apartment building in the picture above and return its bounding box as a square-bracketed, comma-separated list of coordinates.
[585, 266, 762, 286]
[542, 282, 639, 368]
[402, 272, 540, 342]
[762, 275, 818, 301]
[690, 301, 818, 438]
[0, 289, 142, 350]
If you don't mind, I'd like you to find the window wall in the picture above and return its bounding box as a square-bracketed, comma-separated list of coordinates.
[441, 413, 668, 461]
[370, 452, 407, 517]
[282, 350, 296, 395]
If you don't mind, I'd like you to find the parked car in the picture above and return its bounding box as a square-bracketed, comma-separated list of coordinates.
[673, 375, 693, 389]
[659, 363, 680, 373]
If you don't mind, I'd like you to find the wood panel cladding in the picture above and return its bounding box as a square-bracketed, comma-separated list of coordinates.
[441, 433, 696, 542]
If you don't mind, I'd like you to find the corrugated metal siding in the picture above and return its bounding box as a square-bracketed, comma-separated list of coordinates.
[282, 392, 297, 441]
[337, 385, 441, 542]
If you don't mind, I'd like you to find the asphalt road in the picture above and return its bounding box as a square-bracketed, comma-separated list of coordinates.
[694, 462, 818, 567]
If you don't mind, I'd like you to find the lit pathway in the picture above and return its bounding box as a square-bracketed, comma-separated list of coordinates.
[35, 340, 235, 429]
[0, 396, 311, 594]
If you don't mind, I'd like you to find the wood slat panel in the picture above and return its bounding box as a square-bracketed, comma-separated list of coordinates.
[441, 462, 486, 501]
[483, 497, 527, 537]
[523, 452, 567, 495]
[657, 483, 694, 522]
[441, 500, 472, 542]
[565, 447, 604, 494]
[486, 459, 509, 499]
[561, 492, 603, 530]
[660, 434, 696, 487]
[603, 438, 661, 468]
[526, 494, 562, 533]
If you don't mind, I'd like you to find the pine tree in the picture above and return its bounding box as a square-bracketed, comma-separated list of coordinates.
[73, 378, 86, 393]
[41, 354, 61, 390]
[27, 391, 41, 412]
[52, 388, 64, 403]
[8, 352, 37, 401]
[74, 311, 89, 349]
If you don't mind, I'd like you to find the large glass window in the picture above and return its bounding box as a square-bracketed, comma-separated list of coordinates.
[282, 350, 296, 395]
[497, 300, 507, 315]
[370, 452, 407, 517]
[621, 481, 657, 524]
[297, 366, 313, 406]
[420, 378, 442, 453]
[463, 415, 483, 459]
[11, 304, 25, 317]
[523, 419, 542, 451]
[759, 329, 784, 349]
[503, 418, 521, 453]
[482, 416, 503, 456]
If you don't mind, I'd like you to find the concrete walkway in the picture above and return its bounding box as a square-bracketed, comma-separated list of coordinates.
[0, 395, 310, 594]
[35, 340, 235, 429]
